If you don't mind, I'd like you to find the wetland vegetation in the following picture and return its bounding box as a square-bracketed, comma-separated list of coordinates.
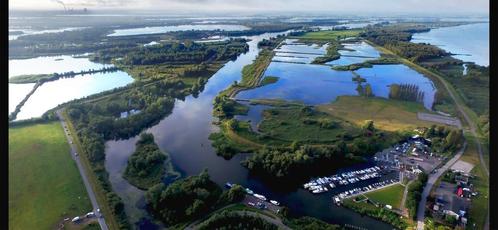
[123, 133, 179, 190]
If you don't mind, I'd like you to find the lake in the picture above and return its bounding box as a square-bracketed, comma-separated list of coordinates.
[107, 24, 250, 37]
[9, 55, 133, 120]
[237, 62, 435, 109]
[411, 22, 489, 66]
[15, 71, 134, 120]
[9, 55, 113, 78]
[104, 31, 394, 229]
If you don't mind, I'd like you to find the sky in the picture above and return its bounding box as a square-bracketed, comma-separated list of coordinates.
[9, 0, 489, 15]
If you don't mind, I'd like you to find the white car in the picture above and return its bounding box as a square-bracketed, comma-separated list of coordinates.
[270, 200, 280, 206]
[74, 152, 79, 156]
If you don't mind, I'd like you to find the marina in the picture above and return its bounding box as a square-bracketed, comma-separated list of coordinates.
[303, 166, 382, 194]
[332, 179, 400, 205]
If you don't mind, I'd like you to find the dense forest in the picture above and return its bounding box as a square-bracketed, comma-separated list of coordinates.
[422, 125, 465, 154]
[360, 24, 448, 62]
[241, 131, 390, 183]
[90, 39, 248, 65]
[145, 170, 223, 225]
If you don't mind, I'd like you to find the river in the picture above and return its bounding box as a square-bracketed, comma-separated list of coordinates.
[104, 31, 396, 229]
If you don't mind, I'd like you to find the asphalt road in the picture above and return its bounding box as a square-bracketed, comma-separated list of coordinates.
[56, 110, 108, 230]
[416, 142, 466, 230]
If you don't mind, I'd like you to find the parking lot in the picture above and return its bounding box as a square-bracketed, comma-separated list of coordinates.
[374, 138, 443, 179]
[433, 182, 471, 217]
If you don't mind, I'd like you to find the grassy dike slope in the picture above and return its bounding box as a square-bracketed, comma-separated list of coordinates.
[9, 122, 92, 230]
[317, 96, 438, 132]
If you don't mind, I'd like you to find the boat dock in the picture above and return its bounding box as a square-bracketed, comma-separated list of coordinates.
[303, 166, 382, 194]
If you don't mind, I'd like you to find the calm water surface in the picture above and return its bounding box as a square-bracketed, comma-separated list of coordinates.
[8, 83, 35, 114]
[327, 41, 381, 66]
[9, 55, 113, 78]
[9, 55, 134, 120]
[237, 63, 436, 109]
[411, 22, 489, 66]
[15, 71, 134, 120]
[107, 24, 250, 37]
[105, 32, 394, 229]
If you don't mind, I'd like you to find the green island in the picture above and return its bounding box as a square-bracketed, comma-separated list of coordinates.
[123, 133, 180, 190]
[217, 48, 275, 99]
[9, 122, 92, 230]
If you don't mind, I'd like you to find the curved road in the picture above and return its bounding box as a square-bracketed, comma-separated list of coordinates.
[411, 63, 489, 230]
[56, 110, 109, 230]
[416, 142, 466, 230]
[367, 40, 489, 230]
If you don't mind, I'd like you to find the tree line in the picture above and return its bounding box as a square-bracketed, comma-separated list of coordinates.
[389, 83, 425, 103]
[406, 172, 428, 219]
[92, 39, 248, 65]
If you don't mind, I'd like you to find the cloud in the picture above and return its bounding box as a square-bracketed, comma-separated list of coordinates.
[10, 0, 490, 14]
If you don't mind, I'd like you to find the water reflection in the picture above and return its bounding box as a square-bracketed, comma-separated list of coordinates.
[107, 24, 250, 37]
[411, 22, 489, 66]
[9, 55, 112, 78]
[16, 71, 134, 120]
[237, 63, 435, 109]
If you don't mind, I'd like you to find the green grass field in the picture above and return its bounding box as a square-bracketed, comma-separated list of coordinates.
[363, 184, 404, 209]
[459, 134, 489, 230]
[317, 96, 439, 132]
[294, 29, 362, 40]
[9, 122, 92, 230]
[257, 106, 360, 143]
